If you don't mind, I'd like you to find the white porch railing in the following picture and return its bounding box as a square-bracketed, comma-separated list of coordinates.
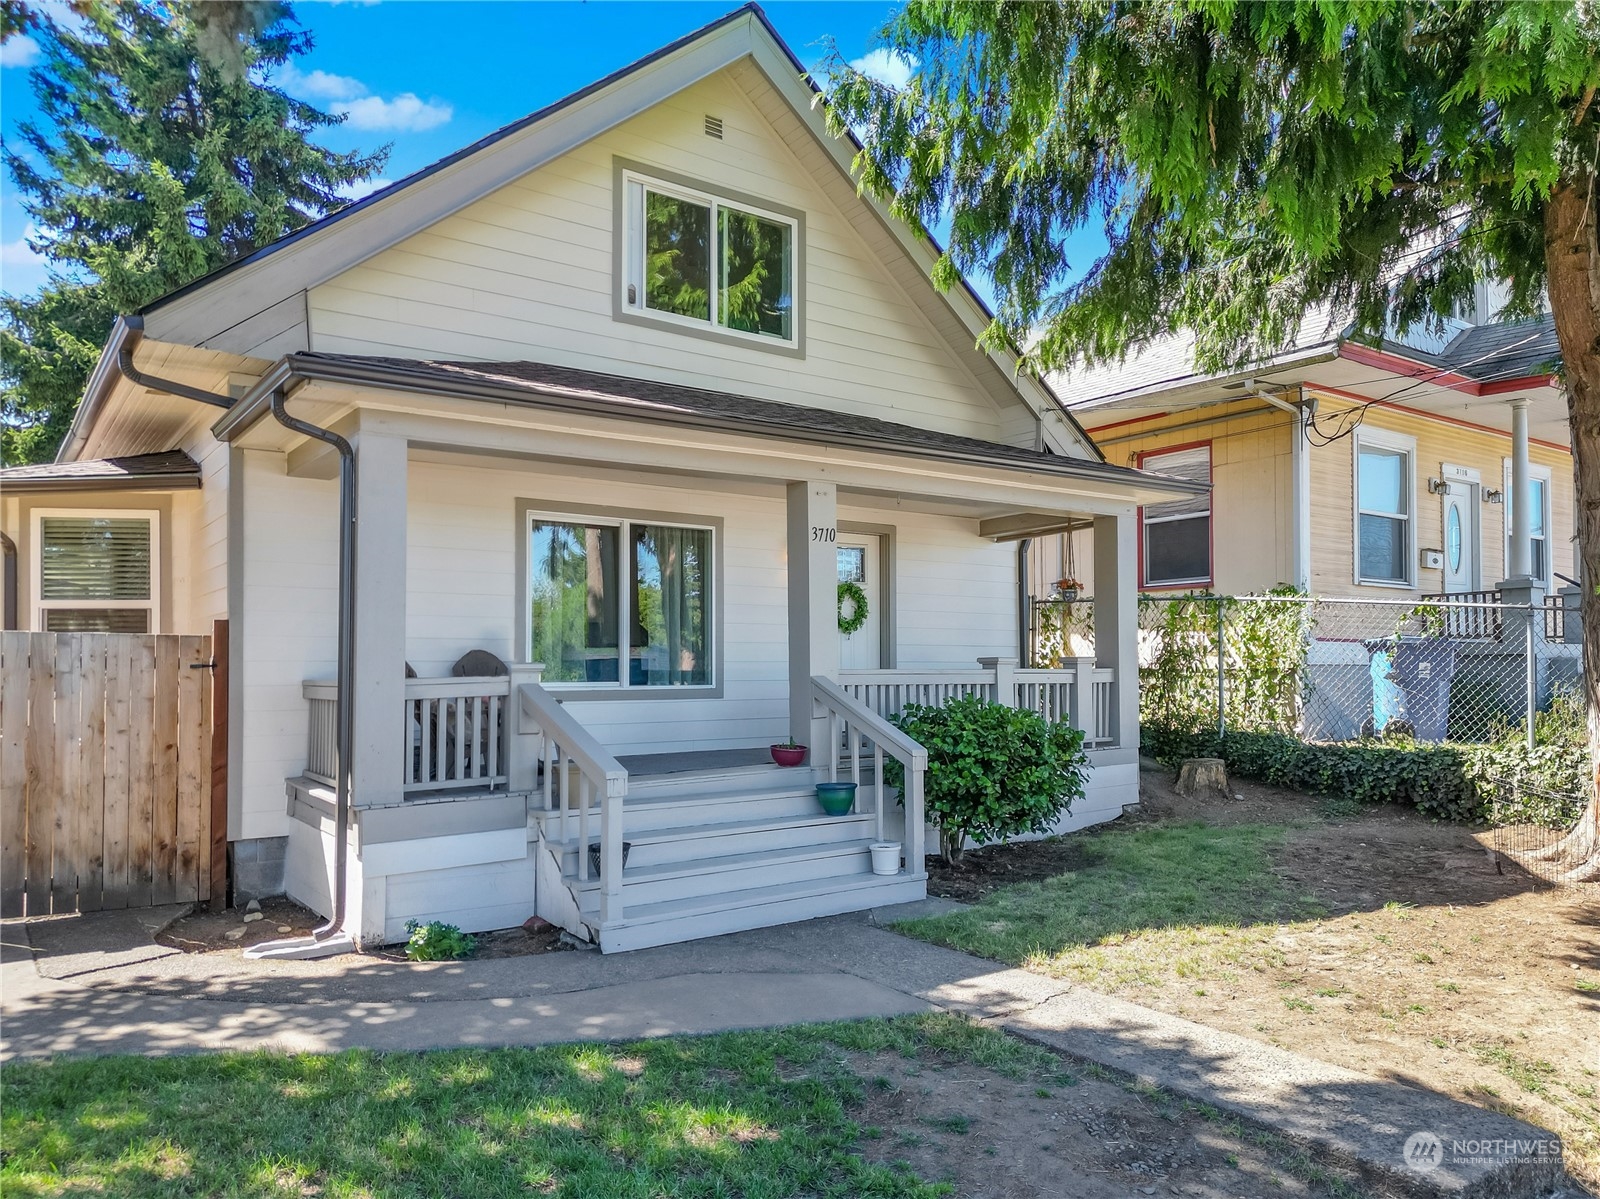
[302, 675, 513, 794]
[811, 675, 927, 870]
[838, 656, 1117, 747]
[519, 681, 630, 927]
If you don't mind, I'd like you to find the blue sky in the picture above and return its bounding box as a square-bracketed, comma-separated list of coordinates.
[0, 1, 914, 299]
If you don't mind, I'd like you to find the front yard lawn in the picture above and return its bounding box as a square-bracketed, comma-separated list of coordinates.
[898, 771, 1600, 1189]
[0, 1012, 1366, 1198]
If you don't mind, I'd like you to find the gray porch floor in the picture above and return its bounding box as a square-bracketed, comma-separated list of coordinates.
[616, 747, 775, 777]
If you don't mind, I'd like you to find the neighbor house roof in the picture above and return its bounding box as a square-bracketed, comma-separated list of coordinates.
[0, 450, 201, 493]
[218, 353, 1203, 499]
[1382, 315, 1560, 383]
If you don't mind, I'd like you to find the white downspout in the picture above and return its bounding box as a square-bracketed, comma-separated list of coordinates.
[1291, 395, 1312, 591]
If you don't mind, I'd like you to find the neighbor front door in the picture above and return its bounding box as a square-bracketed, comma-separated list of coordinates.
[1441, 467, 1480, 593]
[837, 533, 883, 670]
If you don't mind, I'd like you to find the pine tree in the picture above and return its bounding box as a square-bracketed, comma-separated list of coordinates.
[826, 1, 1600, 876]
[1, 0, 386, 463]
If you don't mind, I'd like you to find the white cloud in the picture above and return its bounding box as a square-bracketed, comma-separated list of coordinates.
[0, 34, 40, 68]
[849, 48, 917, 91]
[337, 176, 394, 203]
[276, 62, 452, 132]
[0, 225, 50, 296]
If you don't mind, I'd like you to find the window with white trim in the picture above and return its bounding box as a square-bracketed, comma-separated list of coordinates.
[33, 510, 158, 632]
[1139, 444, 1212, 587]
[527, 513, 713, 687]
[619, 169, 797, 346]
[1355, 432, 1415, 586]
[1502, 459, 1554, 585]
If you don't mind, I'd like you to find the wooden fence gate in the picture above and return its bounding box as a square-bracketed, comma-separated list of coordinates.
[0, 630, 223, 917]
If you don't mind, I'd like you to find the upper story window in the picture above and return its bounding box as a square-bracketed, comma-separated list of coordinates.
[33, 510, 158, 632]
[1138, 444, 1212, 588]
[1355, 431, 1415, 587]
[618, 165, 800, 351]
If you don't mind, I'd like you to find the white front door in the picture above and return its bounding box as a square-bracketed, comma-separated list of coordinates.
[1441, 467, 1480, 593]
[837, 533, 883, 670]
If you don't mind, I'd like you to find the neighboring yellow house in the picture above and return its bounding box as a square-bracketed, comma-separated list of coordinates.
[1035, 301, 1573, 605]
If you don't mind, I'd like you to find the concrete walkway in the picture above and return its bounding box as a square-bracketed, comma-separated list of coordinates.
[0, 902, 1573, 1197]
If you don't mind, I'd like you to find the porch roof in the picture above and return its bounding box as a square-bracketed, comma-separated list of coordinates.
[225, 352, 1206, 499]
[0, 450, 201, 493]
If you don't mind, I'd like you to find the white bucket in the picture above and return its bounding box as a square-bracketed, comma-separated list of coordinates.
[870, 842, 902, 876]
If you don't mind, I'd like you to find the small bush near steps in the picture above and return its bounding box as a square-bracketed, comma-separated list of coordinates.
[887, 695, 1088, 865]
[403, 920, 476, 961]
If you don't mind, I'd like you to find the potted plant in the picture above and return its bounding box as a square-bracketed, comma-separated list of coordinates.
[770, 739, 808, 767]
[815, 781, 857, 816]
[1054, 577, 1083, 601]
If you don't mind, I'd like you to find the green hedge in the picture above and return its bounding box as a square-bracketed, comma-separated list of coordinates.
[1144, 700, 1589, 828]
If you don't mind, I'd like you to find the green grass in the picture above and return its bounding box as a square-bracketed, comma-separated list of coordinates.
[894, 822, 1324, 984]
[0, 1014, 1062, 1199]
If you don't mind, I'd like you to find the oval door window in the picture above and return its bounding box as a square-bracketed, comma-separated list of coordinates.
[1447, 505, 1462, 571]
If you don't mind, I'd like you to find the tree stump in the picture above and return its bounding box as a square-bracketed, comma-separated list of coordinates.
[1175, 757, 1230, 802]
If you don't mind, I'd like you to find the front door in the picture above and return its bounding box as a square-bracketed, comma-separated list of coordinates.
[837, 533, 883, 670]
[1441, 467, 1480, 593]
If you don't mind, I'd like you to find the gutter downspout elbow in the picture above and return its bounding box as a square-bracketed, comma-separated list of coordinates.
[268, 387, 357, 942]
[115, 316, 233, 411]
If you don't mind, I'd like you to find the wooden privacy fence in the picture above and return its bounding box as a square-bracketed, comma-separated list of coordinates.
[1, 631, 220, 917]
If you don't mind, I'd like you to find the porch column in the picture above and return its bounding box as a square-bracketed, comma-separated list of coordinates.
[1508, 398, 1533, 581]
[787, 480, 839, 750]
[350, 430, 409, 811]
[1092, 512, 1139, 750]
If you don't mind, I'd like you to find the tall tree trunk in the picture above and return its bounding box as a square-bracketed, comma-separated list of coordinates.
[1543, 178, 1600, 880]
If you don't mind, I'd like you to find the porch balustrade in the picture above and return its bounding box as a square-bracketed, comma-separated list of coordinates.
[811, 676, 927, 871]
[302, 675, 512, 795]
[838, 657, 1117, 747]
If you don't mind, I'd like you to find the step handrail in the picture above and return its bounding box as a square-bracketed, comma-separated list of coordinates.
[811, 674, 927, 870]
[519, 681, 629, 927]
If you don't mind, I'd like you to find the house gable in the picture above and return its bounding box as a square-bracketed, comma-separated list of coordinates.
[133, 6, 1092, 457]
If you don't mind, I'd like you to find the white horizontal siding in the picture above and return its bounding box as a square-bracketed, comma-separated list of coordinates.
[308, 69, 1009, 441]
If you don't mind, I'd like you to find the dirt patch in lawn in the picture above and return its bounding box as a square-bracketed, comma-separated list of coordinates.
[906, 764, 1600, 1188]
[848, 1048, 1376, 1198]
[927, 838, 1099, 902]
[158, 901, 570, 959]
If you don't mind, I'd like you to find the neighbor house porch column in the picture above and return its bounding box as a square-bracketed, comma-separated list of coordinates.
[1508, 398, 1534, 581]
[350, 429, 409, 811]
[787, 480, 839, 750]
[1093, 512, 1139, 749]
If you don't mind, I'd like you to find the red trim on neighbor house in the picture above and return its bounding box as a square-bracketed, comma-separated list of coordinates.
[1305, 383, 1571, 453]
[1082, 410, 1176, 436]
[1335, 342, 1557, 397]
[1135, 440, 1215, 591]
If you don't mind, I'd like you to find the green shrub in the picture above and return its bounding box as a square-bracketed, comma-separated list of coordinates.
[1144, 691, 1590, 828]
[403, 919, 476, 961]
[886, 695, 1088, 864]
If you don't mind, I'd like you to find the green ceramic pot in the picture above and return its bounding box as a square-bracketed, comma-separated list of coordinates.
[815, 782, 857, 817]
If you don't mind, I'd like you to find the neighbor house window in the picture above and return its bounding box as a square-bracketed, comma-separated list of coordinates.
[1503, 459, 1554, 584]
[1138, 444, 1212, 587]
[1355, 433, 1415, 586]
[528, 514, 712, 688]
[620, 167, 798, 347]
[33, 511, 158, 632]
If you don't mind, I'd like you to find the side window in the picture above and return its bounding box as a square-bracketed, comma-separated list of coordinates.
[1355, 437, 1414, 586]
[1139, 445, 1212, 588]
[35, 512, 157, 632]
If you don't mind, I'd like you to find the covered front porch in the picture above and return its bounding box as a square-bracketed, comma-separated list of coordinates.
[218, 362, 1179, 951]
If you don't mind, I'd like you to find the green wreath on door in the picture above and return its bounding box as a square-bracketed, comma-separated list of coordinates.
[837, 580, 869, 635]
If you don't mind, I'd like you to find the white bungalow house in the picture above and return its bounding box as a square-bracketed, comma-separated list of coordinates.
[0, 5, 1197, 952]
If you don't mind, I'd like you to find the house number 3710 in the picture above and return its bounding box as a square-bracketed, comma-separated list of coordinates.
[811, 526, 837, 542]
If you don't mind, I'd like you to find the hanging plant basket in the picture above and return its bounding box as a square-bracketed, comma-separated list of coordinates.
[837, 580, 869, 635]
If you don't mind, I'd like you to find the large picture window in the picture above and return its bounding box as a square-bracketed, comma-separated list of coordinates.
[1139, 445, 1212, 587]
[528, 513, 712, 688]
[620, 167, 798, 348]
[33, 510, 158, 632]
[1355, 435, 1415, 586]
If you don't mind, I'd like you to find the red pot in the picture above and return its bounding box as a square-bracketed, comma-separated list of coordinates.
[770, 744, 808, 767]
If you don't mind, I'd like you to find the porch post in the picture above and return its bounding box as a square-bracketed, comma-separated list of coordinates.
[1508, 398, 1533, 581]
[1092, 512, 1139, 750]
[349, 429, 409, 814]
[787, 480, 839, 751]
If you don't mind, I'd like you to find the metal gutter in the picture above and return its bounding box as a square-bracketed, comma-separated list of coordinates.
[0, 472, 202, 495]
[55, 316, 137, 463]
[0, 530, 16, 630]
[214, 355, 1209, 500]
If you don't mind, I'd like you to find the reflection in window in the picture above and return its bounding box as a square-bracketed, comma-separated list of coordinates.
[632, 524, 710, 686]
[529, 521, 620, 683]
[644, 191, 712, 322]
[837, 546, 865, 583]
[1357, 445, 1410, 583]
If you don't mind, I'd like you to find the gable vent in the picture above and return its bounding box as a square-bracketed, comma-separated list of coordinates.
[704, 114, 724, 139]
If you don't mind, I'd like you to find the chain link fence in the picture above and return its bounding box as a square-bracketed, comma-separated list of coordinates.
[1032, 592, 1591, 857]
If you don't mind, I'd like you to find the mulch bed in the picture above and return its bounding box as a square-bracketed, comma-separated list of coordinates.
[925, 838, 1098, 903]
